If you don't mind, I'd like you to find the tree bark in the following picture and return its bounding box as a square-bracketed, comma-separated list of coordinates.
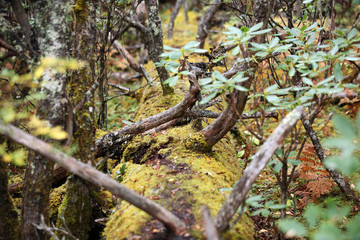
[55, 1, 97, 239]
[21, 1, 68, 239]
[0, 156, 19, 240]
[145, 0, 173, 95]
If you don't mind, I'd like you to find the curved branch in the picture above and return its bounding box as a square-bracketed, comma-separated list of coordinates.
[0, 121, 187, 235]
[200, 61, 258, 148]
[95, 74, 201, 157]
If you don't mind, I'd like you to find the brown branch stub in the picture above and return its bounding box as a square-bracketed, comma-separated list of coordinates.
[0, 121, 187, 235]
[214, 106, 303, 232]
[200, 61, 258, 149]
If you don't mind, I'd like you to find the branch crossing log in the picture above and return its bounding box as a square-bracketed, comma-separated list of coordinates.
[0, 121, 187, 235]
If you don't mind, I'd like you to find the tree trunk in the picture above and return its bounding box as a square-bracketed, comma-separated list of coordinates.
[21, 1, 68, 239]
[0, 155, 19, 240]
[55, 1, 96, 239]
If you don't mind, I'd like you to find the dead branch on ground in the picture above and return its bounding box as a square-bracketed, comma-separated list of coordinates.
[0, 121, 187, 235]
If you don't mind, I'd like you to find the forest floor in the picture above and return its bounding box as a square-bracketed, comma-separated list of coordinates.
[6, 5, 360, 240]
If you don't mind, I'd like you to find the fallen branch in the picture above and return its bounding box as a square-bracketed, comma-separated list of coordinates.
[95, 73, 200, 157]
[111, 35, 141, 72]
[214, 106, 303, 232]
[0, 121, 187, 235]
[110, 33, 152, 83]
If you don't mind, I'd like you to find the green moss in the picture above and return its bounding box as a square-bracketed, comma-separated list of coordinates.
[184, 131, 210, 151]
[133, 82, 183, 121]
[56, 178, 92, 240]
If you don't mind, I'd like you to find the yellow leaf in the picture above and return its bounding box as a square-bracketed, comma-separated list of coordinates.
[34, 67, 45, 79]
[3, 154, 11, 163]
[11, 149, 26, 166]
[49, 126, 68, 140]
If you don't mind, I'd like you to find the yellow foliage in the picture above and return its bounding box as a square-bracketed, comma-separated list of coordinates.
[28, 116, 68, 140]
[33, 57, 85, 79]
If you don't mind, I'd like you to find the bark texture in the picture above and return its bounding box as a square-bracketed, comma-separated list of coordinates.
[0, 158, 19, 240]
[145, 0, 173, 95]
[55, 1, 96, 239]
[21, 1, 68, 239]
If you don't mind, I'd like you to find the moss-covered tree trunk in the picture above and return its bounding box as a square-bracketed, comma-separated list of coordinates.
[21, 1, 68, 239]
[55, 1, 96, 239]
[0, 156, 19, 240]
[103, 81, 254, 239]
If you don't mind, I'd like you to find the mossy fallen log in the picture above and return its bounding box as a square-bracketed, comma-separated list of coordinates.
[103, 82, 254, 239]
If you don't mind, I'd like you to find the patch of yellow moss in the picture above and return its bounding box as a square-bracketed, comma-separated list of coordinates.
[8, 173, 24, 185]
[133, 79, 188, 121]
[49, 184, 66, 223]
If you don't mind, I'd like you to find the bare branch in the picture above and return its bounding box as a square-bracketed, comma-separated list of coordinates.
[168, 0, 184, 39]
[196, 0, 222, 48]
[0, 121, 187, 235]
[214, 106, 303, 232]
[95, 74, 201, 157]
[202, 205, 220, 240]
[110, 33, 141, 72]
